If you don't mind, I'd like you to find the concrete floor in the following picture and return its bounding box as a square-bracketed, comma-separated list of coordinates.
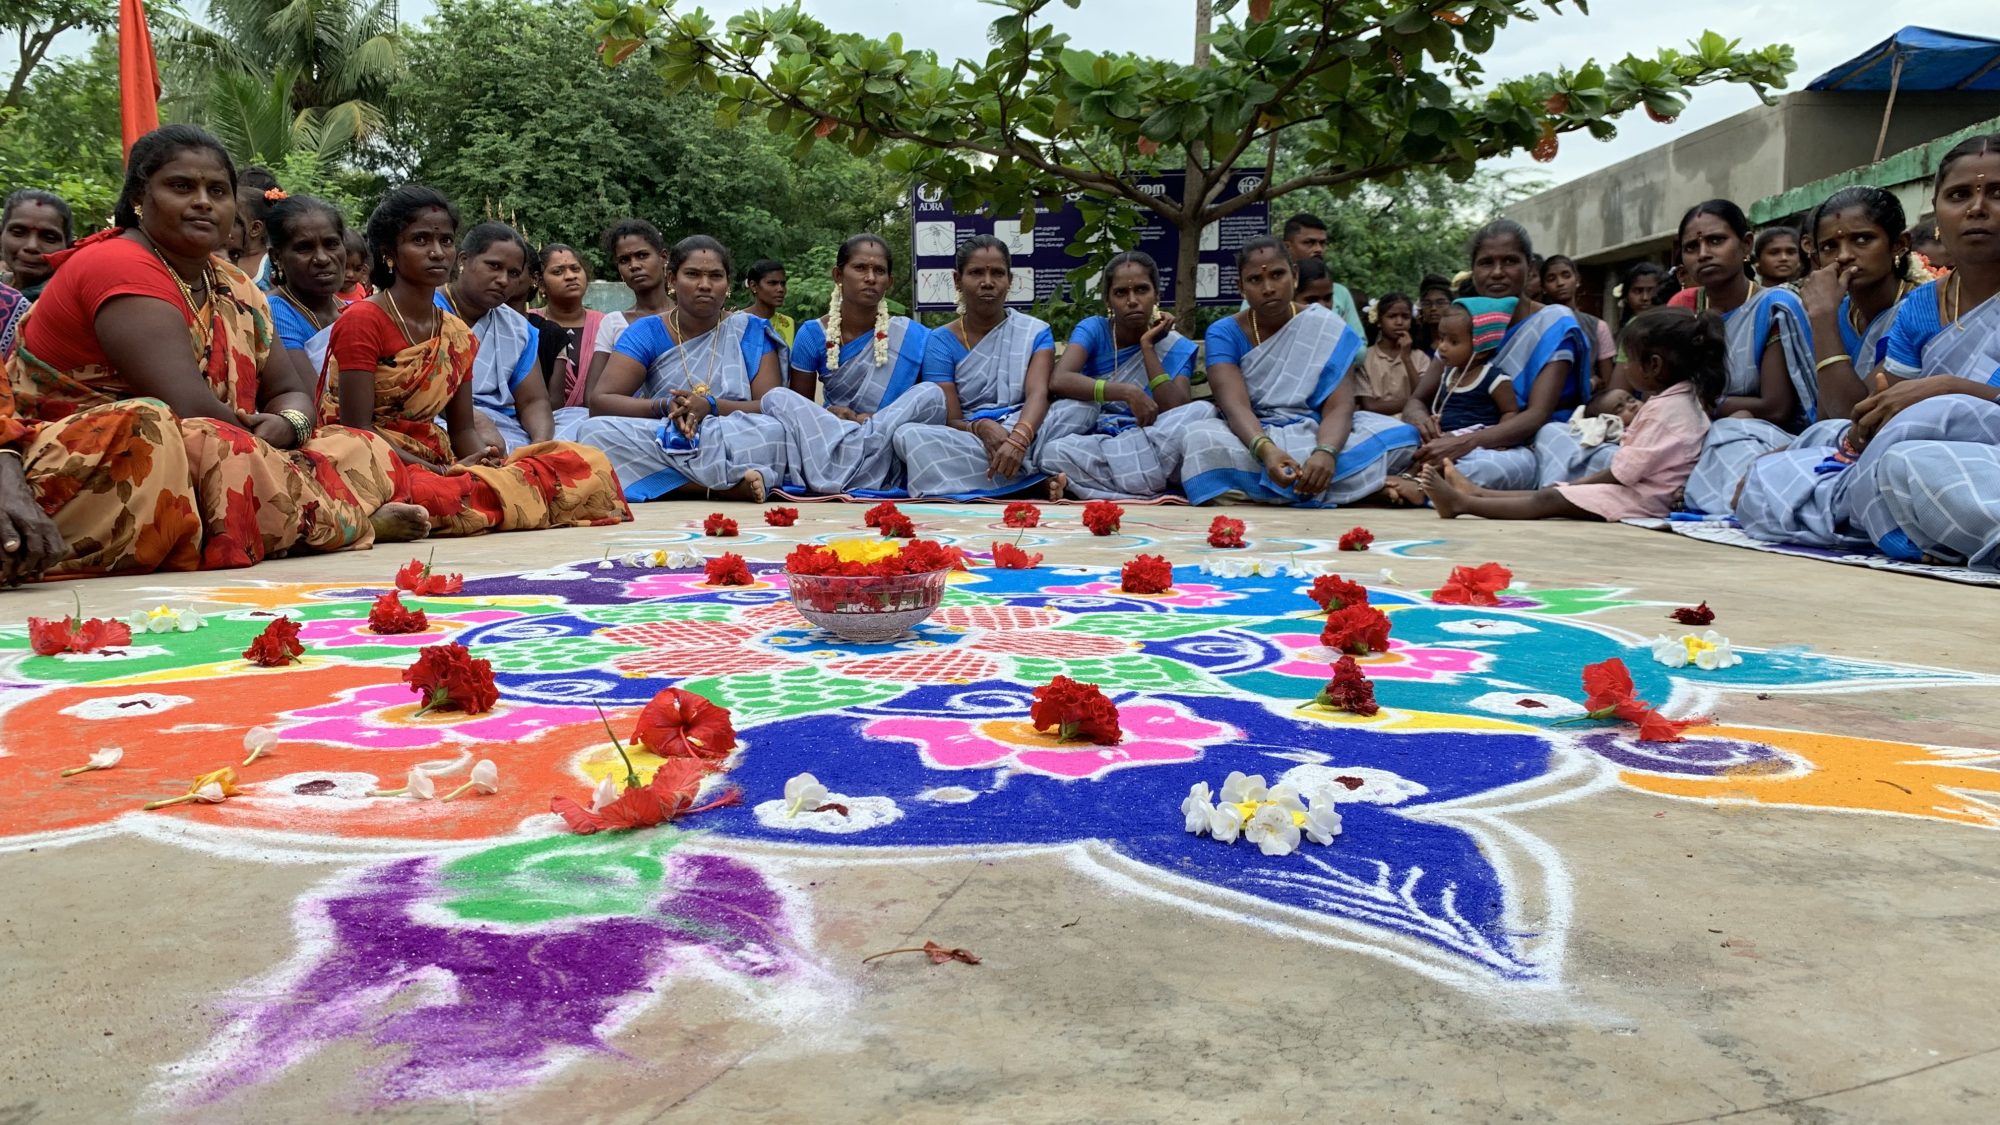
[2, 503, 1996, 1124]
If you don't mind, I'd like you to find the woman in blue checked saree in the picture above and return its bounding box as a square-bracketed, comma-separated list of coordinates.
[441, 223, 556, 453]
[893, 235, 1095, 499]
[1038, 251, 1213, 499]
[572, 235, 790, 502]
[1736, 134, 2000, 567]
[759, 234, 943, 496]
[1669, 201, 1819, 514]
[1179, 237, 1419, 507]
[1410, 221, 1591, 492]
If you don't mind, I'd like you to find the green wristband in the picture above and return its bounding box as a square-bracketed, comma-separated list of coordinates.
[1092, 378, 1107, 403]
[1148, 372, 1171, 390]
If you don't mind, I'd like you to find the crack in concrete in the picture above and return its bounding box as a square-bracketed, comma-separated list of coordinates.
[1647, 1044, 2000, 1125]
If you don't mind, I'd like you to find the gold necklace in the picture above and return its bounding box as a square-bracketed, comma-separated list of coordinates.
[385, 292, 438, 345]
[1695, 279, 1760, 315]
[146, 243, 214, 355]
[668, 309, 720, 395]
[1944, 272, 1963, 330]
[1249, 302, 1297, 347]
[279, 285, 329, 332]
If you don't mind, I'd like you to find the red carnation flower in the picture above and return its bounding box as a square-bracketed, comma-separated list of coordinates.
[1207, 515, 1247, 549]
[1029, 675, 1123, 745]
[896, 538, 965, 573]
[1081, 499, 1124, 536]
[863, 501, 902, 528]
[1321, 603, 1391, 655]
[703, 512, 739, 537]
[991, 542, 1043, 568]
[1315, 655, 1380, 715]
[1670, 601, 1715, 626]
[396, 557, 464, 595]
[877, 512, 916, 538]
[367, 591, 429, 635]
[1120, 554, 1174, 594]
[243, 617, 304, 667]
[1308, 574, 1370, 612]
[1002, 502, 1041, 529]
[28, 615, 133, 656]
[1338, 527, 1374, 552]
[1431, 562, 1513, 606]
[402, 642, 497, 715]
[632, 687, 737, 760]
[704, 552, 754, 586]
[764, 507, 800, 527]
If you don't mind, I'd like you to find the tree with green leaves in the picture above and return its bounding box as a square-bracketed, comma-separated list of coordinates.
[2, 0, 112, 110]
[586, 0, 1794, 319]
[0, 33, 121, 224]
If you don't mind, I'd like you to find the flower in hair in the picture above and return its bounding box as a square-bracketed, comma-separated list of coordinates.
[263, 188, 288, 202]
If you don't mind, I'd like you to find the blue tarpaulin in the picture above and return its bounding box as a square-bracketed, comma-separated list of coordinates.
[1809, 27, 2000, 92]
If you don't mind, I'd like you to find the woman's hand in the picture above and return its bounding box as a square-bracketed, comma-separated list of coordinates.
[1260, 443, 1300, 489]
[1140, 311, 1176, 348]
[987, 425, 1029, 480]
[1417, 431, 1479, 464]
[1117, 383, 1160, 428]
[1409, 410, 1442, 443]
[235, 410, 297, 450]
[1296, 448, 1335, 497]
[1849, 378, 1948, 450]
[0, 460, 64, 586]
[1798, 261, 1851, 322]
[666, 389, 712, 438]
[454, 444, 505, 468]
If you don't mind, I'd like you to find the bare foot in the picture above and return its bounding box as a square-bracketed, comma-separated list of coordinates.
[717, 470, 766, 504]
[1046, 472, 1069, 501]
[372, 502, 432, 543]
[1435, 459, 1490, 497]
[1380, 475, 1425, 507]
[1420, 464, 1469, 520]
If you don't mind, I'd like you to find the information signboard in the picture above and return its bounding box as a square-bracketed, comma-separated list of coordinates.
[910, 171, 1272, 311]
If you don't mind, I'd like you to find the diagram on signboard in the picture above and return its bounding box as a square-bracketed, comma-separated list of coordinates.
[1008, 269, 1035, 302]
[915, 222, 957, 258]
[992, 220, 1036, 257]
[1197, 263, 1220, 299]
[1201, 222, 1219, 252]
[917, 269, 958, 306]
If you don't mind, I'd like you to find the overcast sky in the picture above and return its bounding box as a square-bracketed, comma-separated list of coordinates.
[20, 1, 1996, 187]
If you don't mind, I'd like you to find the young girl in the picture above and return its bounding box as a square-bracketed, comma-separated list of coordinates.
[1428, 299, 1518, 437]
[1423, 308, 1721, 522]
[1294, 257, 1335, 309]
[527, 243, 602, 411]
[339, 229, 370, 301]
[743, 259, 794, 346]
[1355, 292, 1419, 415]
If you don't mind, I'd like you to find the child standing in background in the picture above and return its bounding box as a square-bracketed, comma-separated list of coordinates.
[1423, 307, 1721, 522]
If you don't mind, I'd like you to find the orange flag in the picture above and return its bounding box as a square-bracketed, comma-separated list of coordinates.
[118, 0, 162, 156]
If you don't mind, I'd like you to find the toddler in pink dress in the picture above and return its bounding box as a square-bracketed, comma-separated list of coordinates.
[1421, 307, 1724, 523]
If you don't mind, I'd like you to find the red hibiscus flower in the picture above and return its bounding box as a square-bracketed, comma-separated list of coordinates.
[1120, 554, 1174, 594]
[550, 755, 741, 835]
[366, 591, 429, 635]
[1431, 562, 1513, 606]
[863, 501, 902, 528]
[764, 507, 799, 527]
[1002, 502, 1041, 528]
[1321, 604, 1392, 655]
[1338, 527, 1374, 552]
[1314, 655, 1380, 715]
[1670, 602, 1716, 626]
[401, 642, 498, 715]
[703, 512, 739, 537]
[1577, 657, 1708, 743]
[631, 687, 737, 760]
[877, 512, 916, 538]
[1081, 500, 1124, 536]
[704, 553, 754, 586]
[1029, 675, 1123, 745]
[1207, 515, 1246, 549]
[991, 542, 1042, 569]
[395, 557, 464, 596]
[28, 615, 133, 656]
[1308, 574, 1370, 612]
[243, 617, 304, 667]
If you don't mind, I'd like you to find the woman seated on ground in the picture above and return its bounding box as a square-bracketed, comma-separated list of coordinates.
[1424, 308, 1721, 524]
[1540, 254, 1615, 394]
[1037, 250, 1211, 499]
[892, 235, 1093, 499]
[1, 125, 420, 582]
[439, 222, 556, 453]
[1737, 134, 2000, 569]
[1797, 186, 1920, 425]
[572, 235, 791, 502]
[2, 189, 73, 303]
[1407, 220, 1591, 493]
[1651, 200, 1818, 514]
[556, 219, 674, 439]
[1179, 236, 1420, 508]
[324, 184, 628, 535]
[264, 194, 350, 400]
[757, 233, 942, 496]
[527, 243, 601, 411]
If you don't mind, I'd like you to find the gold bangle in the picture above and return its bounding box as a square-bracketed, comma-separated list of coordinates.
[1814, 354, 1849, 371]
[1248, 434, 1273, 457]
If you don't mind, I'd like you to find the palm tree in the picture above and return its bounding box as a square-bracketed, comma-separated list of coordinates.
[198, 64, 381, 168]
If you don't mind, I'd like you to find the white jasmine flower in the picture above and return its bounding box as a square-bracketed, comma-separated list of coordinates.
[1218, 771, 1267, 806]
[443, 759, 499, 800]
[1693, 630, 1741, 670]
[590, 775, 621, 812]
[192, 782, 229, 803]
[60, 747, 124, 777]
[1245, 804, 1301, 856]
[784, 772, 828, 817]
[1266, 784, 1307, 815]
[1304, 799, 1344, 845]
[1208, 803, 1243, 843]
[1651, 634, 1690, 668]
[242, 725, 279, 765]
[666, 548, 706, 569]
[1182, 782, 1214, 835]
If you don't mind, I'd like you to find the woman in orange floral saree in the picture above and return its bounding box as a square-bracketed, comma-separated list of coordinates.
[322, 186, 628, 536]
[1, 126, 413, 584]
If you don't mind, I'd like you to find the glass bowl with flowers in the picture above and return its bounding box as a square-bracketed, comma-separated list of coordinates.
[784, 538, 965, 642]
